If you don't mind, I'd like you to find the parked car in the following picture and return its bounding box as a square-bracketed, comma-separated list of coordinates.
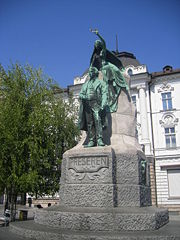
[0, 209, 11, 226]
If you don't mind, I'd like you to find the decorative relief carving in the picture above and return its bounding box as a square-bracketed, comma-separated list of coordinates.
[67, 155, 109, 180]
[125, 65, 147, 75]
[69, 168, 108, 180]
[136, 122, 141, 138]
[74, 73, 88, 85]
[159, 113, 179, 127]
[158, 82, 174, 93]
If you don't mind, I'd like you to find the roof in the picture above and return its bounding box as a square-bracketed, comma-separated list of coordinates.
[113, 51, 141, 67]
[151, 66, 180, 78]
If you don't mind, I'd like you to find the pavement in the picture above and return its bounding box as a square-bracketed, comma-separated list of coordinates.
[0, 207, 180, 240]
[0, 205, 36, 240]
[0, 226, 30, 240]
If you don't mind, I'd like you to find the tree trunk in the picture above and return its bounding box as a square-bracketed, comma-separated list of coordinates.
[4, 188, 9, 213]
[10, 188, 17, 221]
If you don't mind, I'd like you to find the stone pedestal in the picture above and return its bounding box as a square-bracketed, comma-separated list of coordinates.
[33, 87, 169, 238]
[59, 147, 151, 208]
[34, 146, 168, 233]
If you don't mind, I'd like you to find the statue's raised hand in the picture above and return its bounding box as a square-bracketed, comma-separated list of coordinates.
[95, 29, 98, 35]
[90, 28, 99, 35]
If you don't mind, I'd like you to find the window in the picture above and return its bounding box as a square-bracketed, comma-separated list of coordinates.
[161, 92, 172, 110]
[128, 69, 133, 76]
[131, 95, 136, 106]
[165, 127, 176, 148]
[168, 169, 180, 198]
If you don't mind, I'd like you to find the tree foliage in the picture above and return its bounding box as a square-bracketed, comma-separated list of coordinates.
[0, 63, 80, 214]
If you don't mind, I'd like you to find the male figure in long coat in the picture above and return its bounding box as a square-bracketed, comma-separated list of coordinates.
[79, 67, 108, 147]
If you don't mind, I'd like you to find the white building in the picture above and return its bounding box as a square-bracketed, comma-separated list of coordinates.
[150, 66, 180, 210]
[62, 52, 180, 210]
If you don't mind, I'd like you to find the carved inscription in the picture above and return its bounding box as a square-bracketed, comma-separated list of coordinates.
[68, 155, 109, 173]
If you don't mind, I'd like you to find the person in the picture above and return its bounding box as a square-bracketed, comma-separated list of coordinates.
[78, 66, 108, 147]
[90, 29, 129, 112]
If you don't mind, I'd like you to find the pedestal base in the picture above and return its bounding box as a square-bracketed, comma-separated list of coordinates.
[34, 205, 168, 231]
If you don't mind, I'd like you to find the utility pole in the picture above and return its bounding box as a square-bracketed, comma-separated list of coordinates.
[116, 34, 118, 53]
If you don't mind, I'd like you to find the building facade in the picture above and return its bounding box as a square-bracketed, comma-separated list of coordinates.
[63, 52, 180, 210]
[150, 67, 180, 210]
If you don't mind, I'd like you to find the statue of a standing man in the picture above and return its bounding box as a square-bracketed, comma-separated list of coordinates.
[78, 67, 108, 147]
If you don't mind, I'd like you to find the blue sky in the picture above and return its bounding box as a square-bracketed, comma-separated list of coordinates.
[0, 0, 180, 88]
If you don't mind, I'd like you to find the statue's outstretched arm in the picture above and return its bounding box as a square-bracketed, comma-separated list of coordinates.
[90, 29, 106, 49]
[96, 31, 106, 49]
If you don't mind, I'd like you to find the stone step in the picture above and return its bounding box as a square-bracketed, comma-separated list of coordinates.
[34, 206, 169, 231]
[10, 220, 180, 240]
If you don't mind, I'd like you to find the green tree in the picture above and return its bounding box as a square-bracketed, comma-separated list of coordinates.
[0, 63, 80, 219]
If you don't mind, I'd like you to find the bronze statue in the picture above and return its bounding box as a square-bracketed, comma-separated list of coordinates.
[78, 67, 108, 147]
[78, 30, 129, 147]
